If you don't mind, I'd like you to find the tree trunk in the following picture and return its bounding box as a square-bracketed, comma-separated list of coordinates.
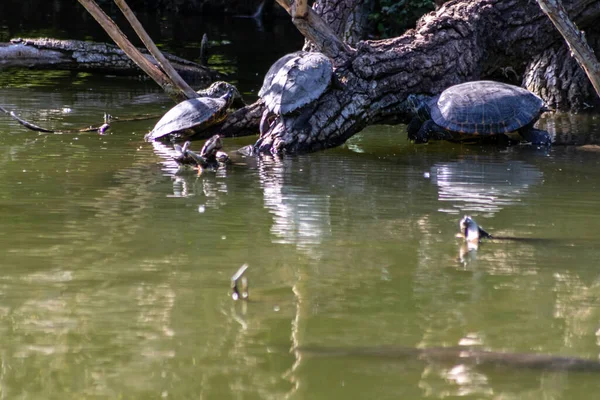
[0, 38, 219, 86]
[306, 0, 373, 47]
[202, 0, 600, 153]
[525, 27, 600, 111]
[536, 0, 600, 100]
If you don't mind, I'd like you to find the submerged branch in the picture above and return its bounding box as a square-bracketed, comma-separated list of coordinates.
[0, 105, 159, 135]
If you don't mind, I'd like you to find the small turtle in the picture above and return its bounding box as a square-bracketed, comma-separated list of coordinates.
[258, 51, 333, 134]
[172, 135, 229, 169]
[407, 81, 551, 145]
[172, 141, 194, 164]
[458, 216, 492, 244]
[145, 81, 240, 142]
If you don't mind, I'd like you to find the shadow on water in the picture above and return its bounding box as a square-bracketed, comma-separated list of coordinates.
[296, 345, 600, 372]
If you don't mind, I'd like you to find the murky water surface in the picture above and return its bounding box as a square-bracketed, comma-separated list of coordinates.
[3, 8, 600, 400]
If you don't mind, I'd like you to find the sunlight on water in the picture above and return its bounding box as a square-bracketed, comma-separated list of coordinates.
[430, 158, 544, 214]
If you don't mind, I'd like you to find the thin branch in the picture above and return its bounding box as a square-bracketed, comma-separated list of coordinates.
[77, 0, 188, 103]
[537, 0, 600, 98]
[274, 0, 355, 64]
[113, 0, 198, 100]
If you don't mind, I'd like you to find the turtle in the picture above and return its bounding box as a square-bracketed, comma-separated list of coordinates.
[172, 135, 229, 169]
[258, 51, 333, 134]
[407, 81, 552, 145]
[145, 81, 240, 142]
[199, 134, 230, 164]
[172, 141, 194, 165]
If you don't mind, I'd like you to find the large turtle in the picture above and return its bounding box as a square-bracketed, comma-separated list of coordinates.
[407, 81, 551, 145]
[145, 81, 240, 142]
[258, 51, 333, 134]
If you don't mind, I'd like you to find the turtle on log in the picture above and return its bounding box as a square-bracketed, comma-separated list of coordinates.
[145, 81, 240, 142]
[257, 51, 334, 135]
[407, 81, 552, 146]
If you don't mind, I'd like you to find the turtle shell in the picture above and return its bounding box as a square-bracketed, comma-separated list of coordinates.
[430, 81, 545, 135]
[259, 51, 333, 115]
[258, 52, 302, 99]
[145, 84, 235, 141]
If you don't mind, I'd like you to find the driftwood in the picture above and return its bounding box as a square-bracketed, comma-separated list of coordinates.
[0, 38, 219, 86]
[196, 0, 600, 154]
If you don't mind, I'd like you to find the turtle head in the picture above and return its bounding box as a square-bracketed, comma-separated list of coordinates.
[200, 134, 224, 158]
[198, 81, 244, 108]
[406, 94, 432, 121]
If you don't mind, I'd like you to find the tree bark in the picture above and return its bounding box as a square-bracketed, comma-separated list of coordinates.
[306, 0, 373, 47]
[524, 28, 600, 111]
[0, 38, 219, 86]
[536, 0, 600, 99]
[234, 0, 600, 154]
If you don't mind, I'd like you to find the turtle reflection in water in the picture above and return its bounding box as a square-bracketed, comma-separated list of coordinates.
[145, 81, 241, 142]
[172, 134, 230, 171]
[407, 81, 552, 146]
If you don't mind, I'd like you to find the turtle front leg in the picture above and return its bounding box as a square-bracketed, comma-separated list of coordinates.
[520, 128, 552, 146]
[406, 117, 423, 141]
[411, 120, 452, 143]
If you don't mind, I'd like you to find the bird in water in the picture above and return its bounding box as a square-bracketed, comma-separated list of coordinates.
[456, 215, 492, 262]
[458, 215, 492, 244]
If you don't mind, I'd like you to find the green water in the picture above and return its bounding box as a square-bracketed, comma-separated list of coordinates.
[2, 72, 600, 399]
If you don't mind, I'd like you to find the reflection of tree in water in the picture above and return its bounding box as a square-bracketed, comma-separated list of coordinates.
[255, 155, 332, 253]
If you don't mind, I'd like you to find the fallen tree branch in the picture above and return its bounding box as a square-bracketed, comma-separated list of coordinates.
[0, 38, 218, 85]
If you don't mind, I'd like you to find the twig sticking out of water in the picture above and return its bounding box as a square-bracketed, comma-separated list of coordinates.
[231, 264, 249, 301]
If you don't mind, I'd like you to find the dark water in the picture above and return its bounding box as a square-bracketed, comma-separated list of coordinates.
[3, 7, 600, 400]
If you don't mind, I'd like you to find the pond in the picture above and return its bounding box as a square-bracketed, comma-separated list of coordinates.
[2, 8, 600, 400]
